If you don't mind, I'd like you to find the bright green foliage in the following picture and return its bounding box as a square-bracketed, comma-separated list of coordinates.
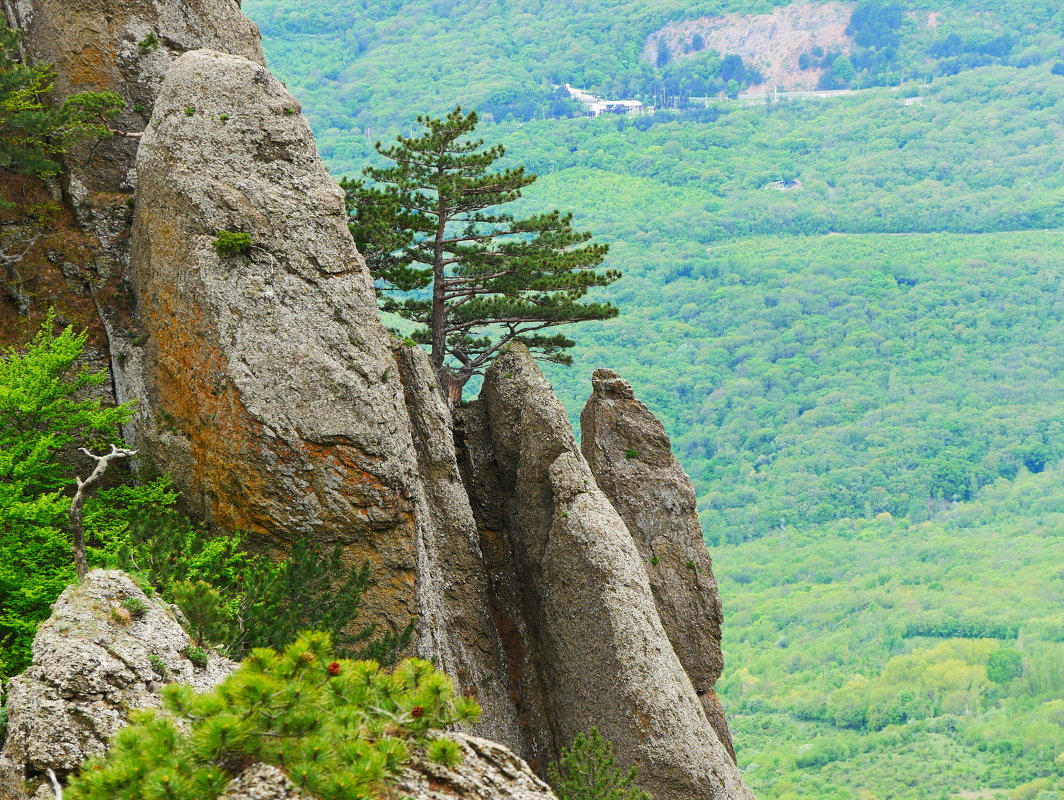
[0, 28, 124, 177]
[212, 230, 253, 256]
[117, 509, 412, 663]
[548, 728, 651, 800]
[0, 312, 134, 680]
[67, 632, 481, 800]
[0, 310, 131, 491]
[716, 464, 1064, 799]
[987, 648, 1025, 685]
[343, 107, 618, 399]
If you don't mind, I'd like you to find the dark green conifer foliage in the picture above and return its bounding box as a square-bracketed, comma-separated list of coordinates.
[343, 107, 619, 404]
[66, 631, 482, 800]
[171, 580, 229, 647]
[0, 28, 125, 178]
[547, 728, 652, 800]
[118, 510, 413, 663]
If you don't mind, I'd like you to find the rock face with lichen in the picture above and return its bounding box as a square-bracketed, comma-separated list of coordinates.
[0, 570, 235, 800]
[456, 346, 753, 800]
[581, 367, 735, 760]
[128, 48, 426, 641]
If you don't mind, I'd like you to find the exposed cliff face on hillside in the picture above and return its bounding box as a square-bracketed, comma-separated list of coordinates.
[0, 2, 753, 798]
[646, 1, 854, 92]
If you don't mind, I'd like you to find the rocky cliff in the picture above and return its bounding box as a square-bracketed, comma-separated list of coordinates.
[0, 2, 753, 798]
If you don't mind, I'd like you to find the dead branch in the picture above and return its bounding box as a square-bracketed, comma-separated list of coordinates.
[70, 444, 136, 579]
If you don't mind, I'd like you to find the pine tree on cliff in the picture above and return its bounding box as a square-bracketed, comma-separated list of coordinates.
[342, 108, 619, 406]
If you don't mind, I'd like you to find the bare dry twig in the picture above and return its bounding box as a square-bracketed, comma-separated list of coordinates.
[70, 444, 137, 578]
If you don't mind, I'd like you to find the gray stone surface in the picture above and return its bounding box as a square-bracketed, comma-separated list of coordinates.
[464, 344, 754, 800]
[219, 764, 306, 800]
[394, 342, 523, 749]
[0, 570, 235, 800]
[581, 367, 734, 760]
[395, 734, 558, 800]
[129, 50, 423, 639]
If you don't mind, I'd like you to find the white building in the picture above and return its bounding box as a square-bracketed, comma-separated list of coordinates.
[564, 84, 645, 116]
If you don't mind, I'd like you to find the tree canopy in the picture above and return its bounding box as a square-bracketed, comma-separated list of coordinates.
[344, 108, 618, 403]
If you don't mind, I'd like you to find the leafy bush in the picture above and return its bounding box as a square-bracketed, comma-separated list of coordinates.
[548, 727, 651, 800]
[0, 312, 135, 680]
[211, 230, 253, 256]
[117, 508, 413, 663]
[66, 632, 480, 800]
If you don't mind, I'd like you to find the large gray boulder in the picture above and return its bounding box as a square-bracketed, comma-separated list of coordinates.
[459, 345, 754, 800]
[581, 368, 734, 759]
[0, 570, 235, 800]
[129, 49, 424, 640]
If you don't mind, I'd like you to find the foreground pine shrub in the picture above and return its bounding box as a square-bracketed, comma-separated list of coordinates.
[67, 631, 481, 800]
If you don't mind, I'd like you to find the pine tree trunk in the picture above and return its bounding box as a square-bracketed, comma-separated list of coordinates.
[430, 189, 447, 371]
[437, 367, 467, 411]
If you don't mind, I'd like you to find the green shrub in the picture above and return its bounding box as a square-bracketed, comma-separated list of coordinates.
[548, 727, 651, 800]
[211, 230, 252, 256]
[181, 645, 208, 669]
[121, 596, 148, 618]
[148, 654, 168, 679]
[67, 632, 481, 800]
[0, 312, 135, 680]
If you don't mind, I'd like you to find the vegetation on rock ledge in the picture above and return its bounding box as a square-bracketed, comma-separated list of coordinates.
[67, 631, 481, 800]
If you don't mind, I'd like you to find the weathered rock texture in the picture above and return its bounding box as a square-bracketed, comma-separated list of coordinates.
[581, 368, 735, 760]
[0, 570, 235, 800]
[394, 342, 520, 746]
[4, 0, 263, 251]
[457, 345, 753, 800]
[395, 734, 559, 800]
[129, 49, 425, 639]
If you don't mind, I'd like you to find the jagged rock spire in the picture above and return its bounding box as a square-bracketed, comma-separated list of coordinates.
[581, 367, 735, 760]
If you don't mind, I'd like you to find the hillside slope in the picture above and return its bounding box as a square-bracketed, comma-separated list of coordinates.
[715, 463, 1064, 799]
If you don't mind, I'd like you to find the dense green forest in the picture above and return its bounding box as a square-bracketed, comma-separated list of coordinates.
[716, 464, 1064, 799]
[247, 0, 1064, 131]
[240, 0, 1064, 796]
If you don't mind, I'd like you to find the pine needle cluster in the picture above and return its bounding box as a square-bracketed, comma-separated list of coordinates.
[67, 631, 481, 800]
[547, 728, 652, 800]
